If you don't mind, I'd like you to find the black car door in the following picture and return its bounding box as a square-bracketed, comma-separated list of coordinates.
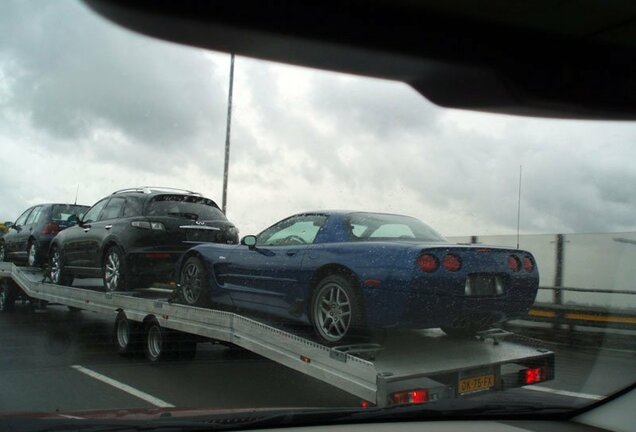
[85, 197, 126, 269]
[4, 208, 34, 260]
[64, 198, 109, 270]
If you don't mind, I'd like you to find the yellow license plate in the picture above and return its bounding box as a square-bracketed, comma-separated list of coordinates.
[459, 374, 495, 395]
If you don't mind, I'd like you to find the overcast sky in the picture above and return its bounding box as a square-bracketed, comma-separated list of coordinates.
[1, 0, 635, 237]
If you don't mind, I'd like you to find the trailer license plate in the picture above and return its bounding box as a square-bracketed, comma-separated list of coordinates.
[459, 374, 495, 395]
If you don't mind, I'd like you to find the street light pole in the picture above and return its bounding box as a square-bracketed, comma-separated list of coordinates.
[222, 53, 235, 214]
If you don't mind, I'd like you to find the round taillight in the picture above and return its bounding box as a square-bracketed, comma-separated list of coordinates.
[523, 256, 534, 272]
[418, 254, 439, 272]
[508, 255, 521, 272]
[442, 254, 461, 272]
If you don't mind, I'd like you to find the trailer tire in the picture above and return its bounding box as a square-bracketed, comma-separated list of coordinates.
[178, 256, 212, 308]
[115, 312, 141, 356]
[144, 319, 172, 362]
[0, 280, 16, 312]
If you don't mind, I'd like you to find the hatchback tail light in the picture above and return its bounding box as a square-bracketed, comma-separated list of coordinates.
[42, 223, 60, 235]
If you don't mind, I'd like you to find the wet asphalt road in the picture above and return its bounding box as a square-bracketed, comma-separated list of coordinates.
[1, 297, 635, 415]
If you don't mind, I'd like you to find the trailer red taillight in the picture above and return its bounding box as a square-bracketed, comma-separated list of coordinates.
[42, 223, 60, 235]
[508, 255, 521, 272]
[523, 256, 534, 272]
[442, 254, 461, 272]
[418, 254, 439, 272]
[390, 389, 429, 405]
[523, 367, 547, 384]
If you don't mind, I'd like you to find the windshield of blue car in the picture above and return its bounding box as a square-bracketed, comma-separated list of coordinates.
[50, 204, 89, 222]
[145, 195, 226, 221]
[1, 0, 636, 428]
[347, 213, 447, 242]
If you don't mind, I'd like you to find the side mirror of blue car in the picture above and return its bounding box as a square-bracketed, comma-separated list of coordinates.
[241, 235, 257, 249]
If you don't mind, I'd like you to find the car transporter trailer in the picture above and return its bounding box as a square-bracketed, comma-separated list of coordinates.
[0, 262, 555, 407]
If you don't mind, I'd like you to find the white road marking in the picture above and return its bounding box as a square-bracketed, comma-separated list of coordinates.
[71, 365, 175, 408]
[58, 414, 85, 420]
[525, 385, 604, 400]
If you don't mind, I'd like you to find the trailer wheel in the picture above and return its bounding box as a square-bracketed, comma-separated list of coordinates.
[0, 280, 16, 312]
[178, 256, 212, 307]
[144, 319, 172, 362]
[115, 312, 141, 356]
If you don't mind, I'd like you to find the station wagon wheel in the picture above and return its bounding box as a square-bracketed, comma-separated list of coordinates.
[179, 256, 212, 307]
[49, 246, 73, 286]
[311, 274, 363, 345]
[103, 246, 127, 292]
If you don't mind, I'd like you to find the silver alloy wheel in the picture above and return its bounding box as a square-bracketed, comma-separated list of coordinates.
[104, 251, 121, 292]
[181, 262, 201, 304]
[147, 325, 162, 360]
[313, 281, 352, 343]
[28, 243, 37, 267]
[50, 249, 61, 284]
[116, 319, 130, 348]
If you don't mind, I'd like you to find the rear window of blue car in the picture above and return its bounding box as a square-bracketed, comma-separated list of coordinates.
[347, 212, 447, 242]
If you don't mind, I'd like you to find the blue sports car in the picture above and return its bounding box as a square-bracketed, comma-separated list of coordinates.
[176, 211, 539, 344]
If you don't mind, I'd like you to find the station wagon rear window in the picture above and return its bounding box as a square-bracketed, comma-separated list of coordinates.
[146, 195, 226, 221]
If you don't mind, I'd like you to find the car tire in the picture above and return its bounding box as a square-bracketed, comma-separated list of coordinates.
[49, 246, 74, 286]
[103, 245, 128, 292]
[310, 274, 364, 345]
[178, 256, 212, 308]
[27, 239, 40, 267]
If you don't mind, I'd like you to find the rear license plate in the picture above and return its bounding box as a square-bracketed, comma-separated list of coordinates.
[466, 275, 500, 296]
[459, 374, 495, 395]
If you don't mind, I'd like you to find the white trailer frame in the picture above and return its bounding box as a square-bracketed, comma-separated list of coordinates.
[0, 262, 554, 407]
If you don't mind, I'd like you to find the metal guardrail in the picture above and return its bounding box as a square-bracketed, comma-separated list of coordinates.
[521, 286, 636, 331]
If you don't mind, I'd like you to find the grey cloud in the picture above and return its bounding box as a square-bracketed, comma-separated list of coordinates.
[0, 0, 229, 165]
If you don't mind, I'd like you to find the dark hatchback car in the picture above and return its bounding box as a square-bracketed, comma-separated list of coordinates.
[0, 204, 89, 267]
[48, 187, 239, 291]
